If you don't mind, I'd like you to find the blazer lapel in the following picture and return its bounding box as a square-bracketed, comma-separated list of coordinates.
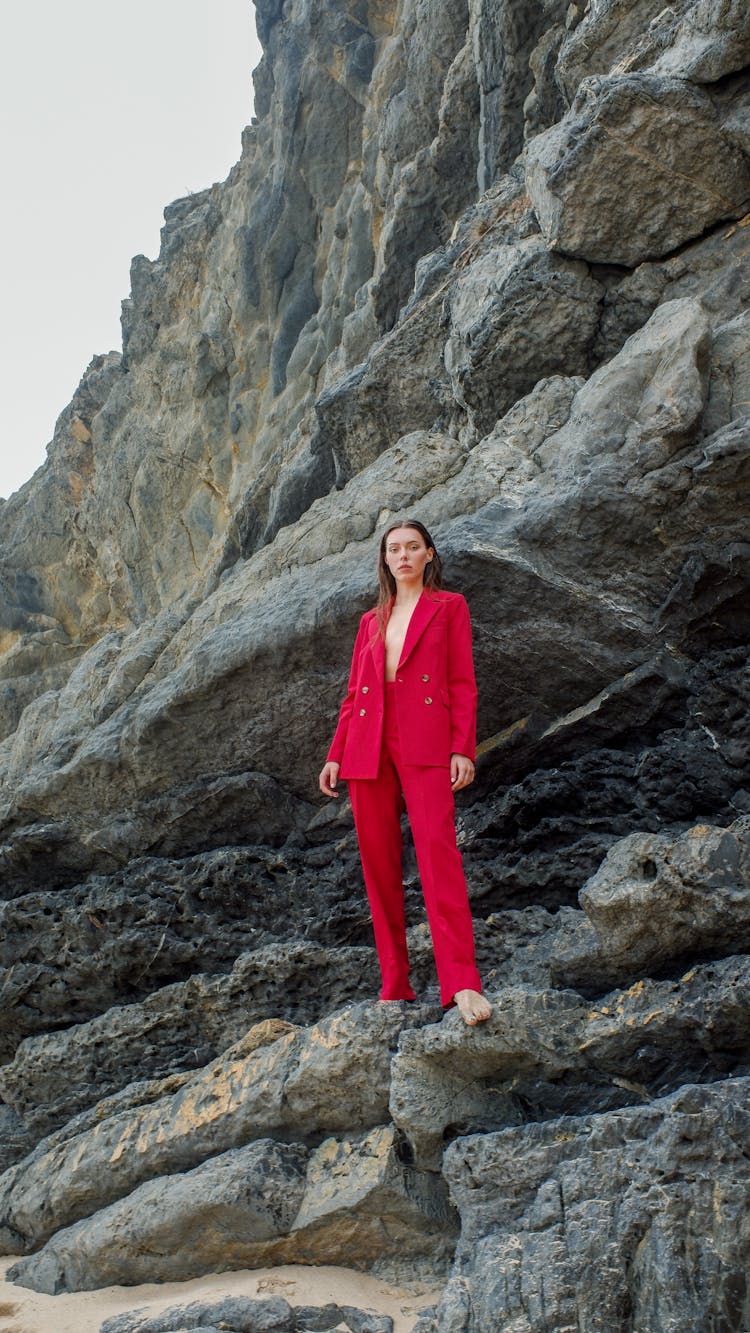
[369, 617, 385, 679]
[398, 592, 441, 668]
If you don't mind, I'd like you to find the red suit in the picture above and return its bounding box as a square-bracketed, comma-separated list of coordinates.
[327, 589, 483, 1005]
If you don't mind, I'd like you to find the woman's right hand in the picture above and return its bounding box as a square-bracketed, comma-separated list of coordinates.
[318, 761, 341, 798]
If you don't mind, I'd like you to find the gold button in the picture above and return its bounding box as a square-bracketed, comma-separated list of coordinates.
[361, 686, 369, 694]
[421, 673, 430, 682]
[424, 696, 433, 705]
[359, 708, 366, 716]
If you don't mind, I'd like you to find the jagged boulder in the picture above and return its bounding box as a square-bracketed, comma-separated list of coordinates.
[440, 1078, 750, 1332]
[391, 956, 750, 1168]
[553, 815, 750, 990]
[0, 944, 378, 1137]
[526, 73, 750, 265]
[8, 1125, 453, 1294]
[0, 1001, 433, 1253]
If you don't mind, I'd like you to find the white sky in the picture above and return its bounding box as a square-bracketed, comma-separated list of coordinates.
[0, 0, 263, 500]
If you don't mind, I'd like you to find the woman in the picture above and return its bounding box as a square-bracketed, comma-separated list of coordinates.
[319, 519, 492, 1026]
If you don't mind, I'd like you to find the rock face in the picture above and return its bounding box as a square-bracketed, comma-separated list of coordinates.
[0, 0, 749, 1328]
[7, 1123, 453, 1293]
[526, 72, 750, 264]
[442, 1078, 750, 1332]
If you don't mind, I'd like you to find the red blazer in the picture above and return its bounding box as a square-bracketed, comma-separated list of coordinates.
[326, 589, 478, 779]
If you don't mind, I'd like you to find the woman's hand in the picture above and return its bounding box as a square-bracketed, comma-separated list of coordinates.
[450, 753, 475, 791]
[319, 761, 341, 798]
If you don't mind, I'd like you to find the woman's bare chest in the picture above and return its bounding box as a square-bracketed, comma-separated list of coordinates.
[384, 605, 414, 679]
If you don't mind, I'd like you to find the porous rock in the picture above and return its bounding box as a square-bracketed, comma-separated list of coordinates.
[0, 0, 749, 1322]
[0, 942, 379, 1137]
[441, 1078, 750, 1332]
[9, 1125, 450, 1293]
[553, 814, 750, 991]
[0, 1001, 432, 1252]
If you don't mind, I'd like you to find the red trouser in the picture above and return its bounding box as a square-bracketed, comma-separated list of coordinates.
[348, 681, 483, 1006]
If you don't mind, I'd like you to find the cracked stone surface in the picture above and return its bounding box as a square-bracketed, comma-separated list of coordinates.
[0, 0, 748, 1325]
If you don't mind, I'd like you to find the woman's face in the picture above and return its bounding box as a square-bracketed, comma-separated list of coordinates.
[383, 527, 434, 586]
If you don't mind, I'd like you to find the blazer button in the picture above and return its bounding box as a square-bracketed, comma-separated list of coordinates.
[361, 686, 369, 694]
[421, 673, 430, 682]
[424, 696, 433, 705]
[359, 708, 367, 716]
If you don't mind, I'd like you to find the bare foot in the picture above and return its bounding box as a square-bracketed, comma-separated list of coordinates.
[454, 989, 493, 1026]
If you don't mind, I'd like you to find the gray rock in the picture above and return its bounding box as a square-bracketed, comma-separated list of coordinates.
[390, 985, 590, 1169]
[9, 1124, 451, 1293]
[703, 308, 750, 438]
[523, 16, 568, 147]
[595, 214, 750, 365]
[8, 1139, 308, 1293]
[647, 0, 750, 83]
[0, 837, 378, 1052]
[469, 0, 565, 192]
[526, 73, 750, 265]
[292, 1306, 348, 1332]
[410, 1313, 438, 1333]
[0, 289, 745, 901]
[467, 638, 750, 927]
[0, 941, 379, 1136]
[289, 1123, 456, 1268]
[337, 1310, 394, 1333]
[0, 1001, 432, 1251]
[556, 0, 750, 97]
[100, 1295, 294, 1333]
[553, 815, 750, 991]
[433, 1277, 472, 1333]
[0, 0, 748, 1323]
[444, 236, 602, 437]
[100, 1298, 392, 1333]
[391, 955, 750, 1168]
[0, 1102, 36, 1175]
[442, 1078, 750, 1332]
[144, 1328, 221, 1333]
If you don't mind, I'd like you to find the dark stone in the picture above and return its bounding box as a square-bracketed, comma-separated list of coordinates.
[338, 1308, 394, 1333]
[100, 1296, 294, 1333]
[292, 1306, 344, 1331]
[443, 1078, 750, 1332]
[1, 0, 749, 1323]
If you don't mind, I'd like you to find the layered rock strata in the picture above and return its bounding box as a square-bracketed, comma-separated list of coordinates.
[0, 0, 749, 1328]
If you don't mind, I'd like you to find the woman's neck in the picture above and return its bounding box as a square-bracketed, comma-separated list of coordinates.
[394, 582, 424, 608]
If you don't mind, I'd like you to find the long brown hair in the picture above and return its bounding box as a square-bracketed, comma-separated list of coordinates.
[375, 518, 443, 635]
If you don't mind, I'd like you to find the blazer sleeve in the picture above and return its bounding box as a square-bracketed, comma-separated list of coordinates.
[446, 594, 478, 761]
[326, 613, 369, 765]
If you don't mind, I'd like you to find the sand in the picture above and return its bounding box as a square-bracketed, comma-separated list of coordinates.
[0, 1257, 439, 1333]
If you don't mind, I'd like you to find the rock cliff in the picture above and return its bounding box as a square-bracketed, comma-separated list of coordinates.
[1, 0, 749, 1329]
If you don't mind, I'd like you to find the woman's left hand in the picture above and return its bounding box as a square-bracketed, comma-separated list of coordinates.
[450, 753, 475, 791]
